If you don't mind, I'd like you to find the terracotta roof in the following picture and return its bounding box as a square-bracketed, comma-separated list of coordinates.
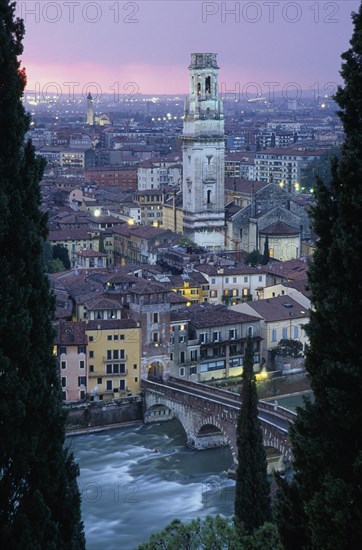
[57, 321, 87, 345]
[86, 319, 138, 331]
[48, 228, 93, 241]
[259, 222, 300, 236]
[195, 262, 262, 276]
[179, 302, 259, 328]
[76, 249, 108, 257]
[244, 295, 309, 322]
[260, 259, 308, 280]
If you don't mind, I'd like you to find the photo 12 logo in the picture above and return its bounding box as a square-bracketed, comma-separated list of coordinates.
[218, 81, 338, 103]
[24, 81, 140, 103]
[17, 1, 140, 24]
[202, 2, 339, 24]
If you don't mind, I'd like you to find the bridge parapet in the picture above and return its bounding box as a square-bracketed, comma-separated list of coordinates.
[141, 378, 294, 464]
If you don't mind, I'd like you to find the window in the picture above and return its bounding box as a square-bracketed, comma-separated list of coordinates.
[119, 379, 126, 391]
[78, 345, 86, 354]
[294, 325, 299, 339]
[282, 327, 288, 339]
[248, 326, 254, 337]
[62, 391, 66, 400]
[229, 329, 236, 340]
[211, 278, 216, 284]
[153, 312, 159, 323]
[97, 377, 102, 384]
[106, 364, 120, 374]
[61, 361, 66, 369]
[61, 377, 66, 388]
[179, 335, 185, 343]
[200, 333, 208, 344]
[153, 333, 159, 343]
[135, 377, 138, 382]
[225, 277, 229, 283]
[106, 380, 113, 391]
[272, 328, 277, 342]
[113, 350, 119, 360]
[79, 360, 85, 369]
[210, 290, 218, 298]
[120, 335, 124, 340]
[80, 390, 85, 400]
[120, 349, 125, 359]
[190, 350, 198, 361]
[107, 335, 112, 341]
[180, 351, 185, 363]
[59, 346, 66, 355]
[89, 351, 94, 358]
[89, 365, 94, 372]
[179, 367, 185, 377]
[114, 335, 119, 341]
[244, 277, 248, 283]
[78, 376, 86, 387]
[89, 336, 94, 342]
[213, 331, 220, 342]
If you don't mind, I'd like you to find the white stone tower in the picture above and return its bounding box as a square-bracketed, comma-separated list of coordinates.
[87, 92, 94, 125]
[182, 53, 225, 249]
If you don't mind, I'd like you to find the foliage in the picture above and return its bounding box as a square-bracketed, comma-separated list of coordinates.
[245, 249, 263, 267]
[43, 242, 70, 272]
[49, 258, 66, 273]
[137, 516, 282, 550]
[275, 4, 362, 548]
[262, 236, 270, 264]
[272, 339, 303, 358]
[52, 243, 71, 269]
[300, 146, 341, 191]
[0, 1, 85, 546]
[234, 338, 272, 533]
[98, 230, 106, 253]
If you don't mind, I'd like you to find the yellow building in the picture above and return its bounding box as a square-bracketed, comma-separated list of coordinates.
[169, 273, 209, 304]
[86, 319, 141, 400]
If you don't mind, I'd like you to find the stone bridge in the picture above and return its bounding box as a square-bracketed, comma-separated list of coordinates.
[141, 377, 296, 465]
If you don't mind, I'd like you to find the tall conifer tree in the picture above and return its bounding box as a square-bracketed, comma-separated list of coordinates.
[0, 1, 85, 547]
[234, 337, 271, 533]
[275, 4, 362, 548]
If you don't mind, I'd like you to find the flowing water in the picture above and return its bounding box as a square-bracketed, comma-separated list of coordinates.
[69, 420, 235, 550]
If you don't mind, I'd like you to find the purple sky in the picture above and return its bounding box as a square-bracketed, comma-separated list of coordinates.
[18, 0, 360, 98]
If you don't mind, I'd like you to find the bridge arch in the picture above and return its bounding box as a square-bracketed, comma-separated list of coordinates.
[194, 418, 237, 462]
[147, 361, 165, 380]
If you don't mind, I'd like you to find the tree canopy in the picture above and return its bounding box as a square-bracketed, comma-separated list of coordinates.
[0, 1, 85, 546]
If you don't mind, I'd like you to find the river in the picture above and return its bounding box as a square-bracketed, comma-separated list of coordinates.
[69, 420, 235, 550]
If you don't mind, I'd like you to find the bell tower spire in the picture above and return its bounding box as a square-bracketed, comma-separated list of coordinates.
[182, 53, 225, 250]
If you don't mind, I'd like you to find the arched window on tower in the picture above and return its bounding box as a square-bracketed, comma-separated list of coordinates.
[197, 82, 201, 95]
[205, 76, 211, 94]
[207, 190, 212, 204]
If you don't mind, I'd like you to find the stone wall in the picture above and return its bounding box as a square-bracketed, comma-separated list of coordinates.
[65, 396, 143, 430]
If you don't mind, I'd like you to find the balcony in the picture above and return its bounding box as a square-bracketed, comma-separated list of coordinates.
[103, 355, 127, 362]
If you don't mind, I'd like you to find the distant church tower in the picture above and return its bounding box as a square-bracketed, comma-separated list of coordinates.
[87, 92, 94, 125]
[182, 53, 225, 249]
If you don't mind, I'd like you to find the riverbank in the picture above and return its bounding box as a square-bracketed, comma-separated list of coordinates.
[66, 419, 143, 437]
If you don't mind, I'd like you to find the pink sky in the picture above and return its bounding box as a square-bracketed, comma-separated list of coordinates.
[18, 0, 360, 96]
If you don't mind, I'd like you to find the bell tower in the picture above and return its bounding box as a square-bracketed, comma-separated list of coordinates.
[87, 92, 94, 126]
[182, 53, 225, 249]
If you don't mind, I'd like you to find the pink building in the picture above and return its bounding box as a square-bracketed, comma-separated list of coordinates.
[57, 321, 87, 401]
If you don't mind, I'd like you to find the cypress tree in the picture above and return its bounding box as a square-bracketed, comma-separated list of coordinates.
[262, 236, 270, 265]
[275, 4, 362, 548]
[0, 1, 85, 547]
[234, 337, 271, 533]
